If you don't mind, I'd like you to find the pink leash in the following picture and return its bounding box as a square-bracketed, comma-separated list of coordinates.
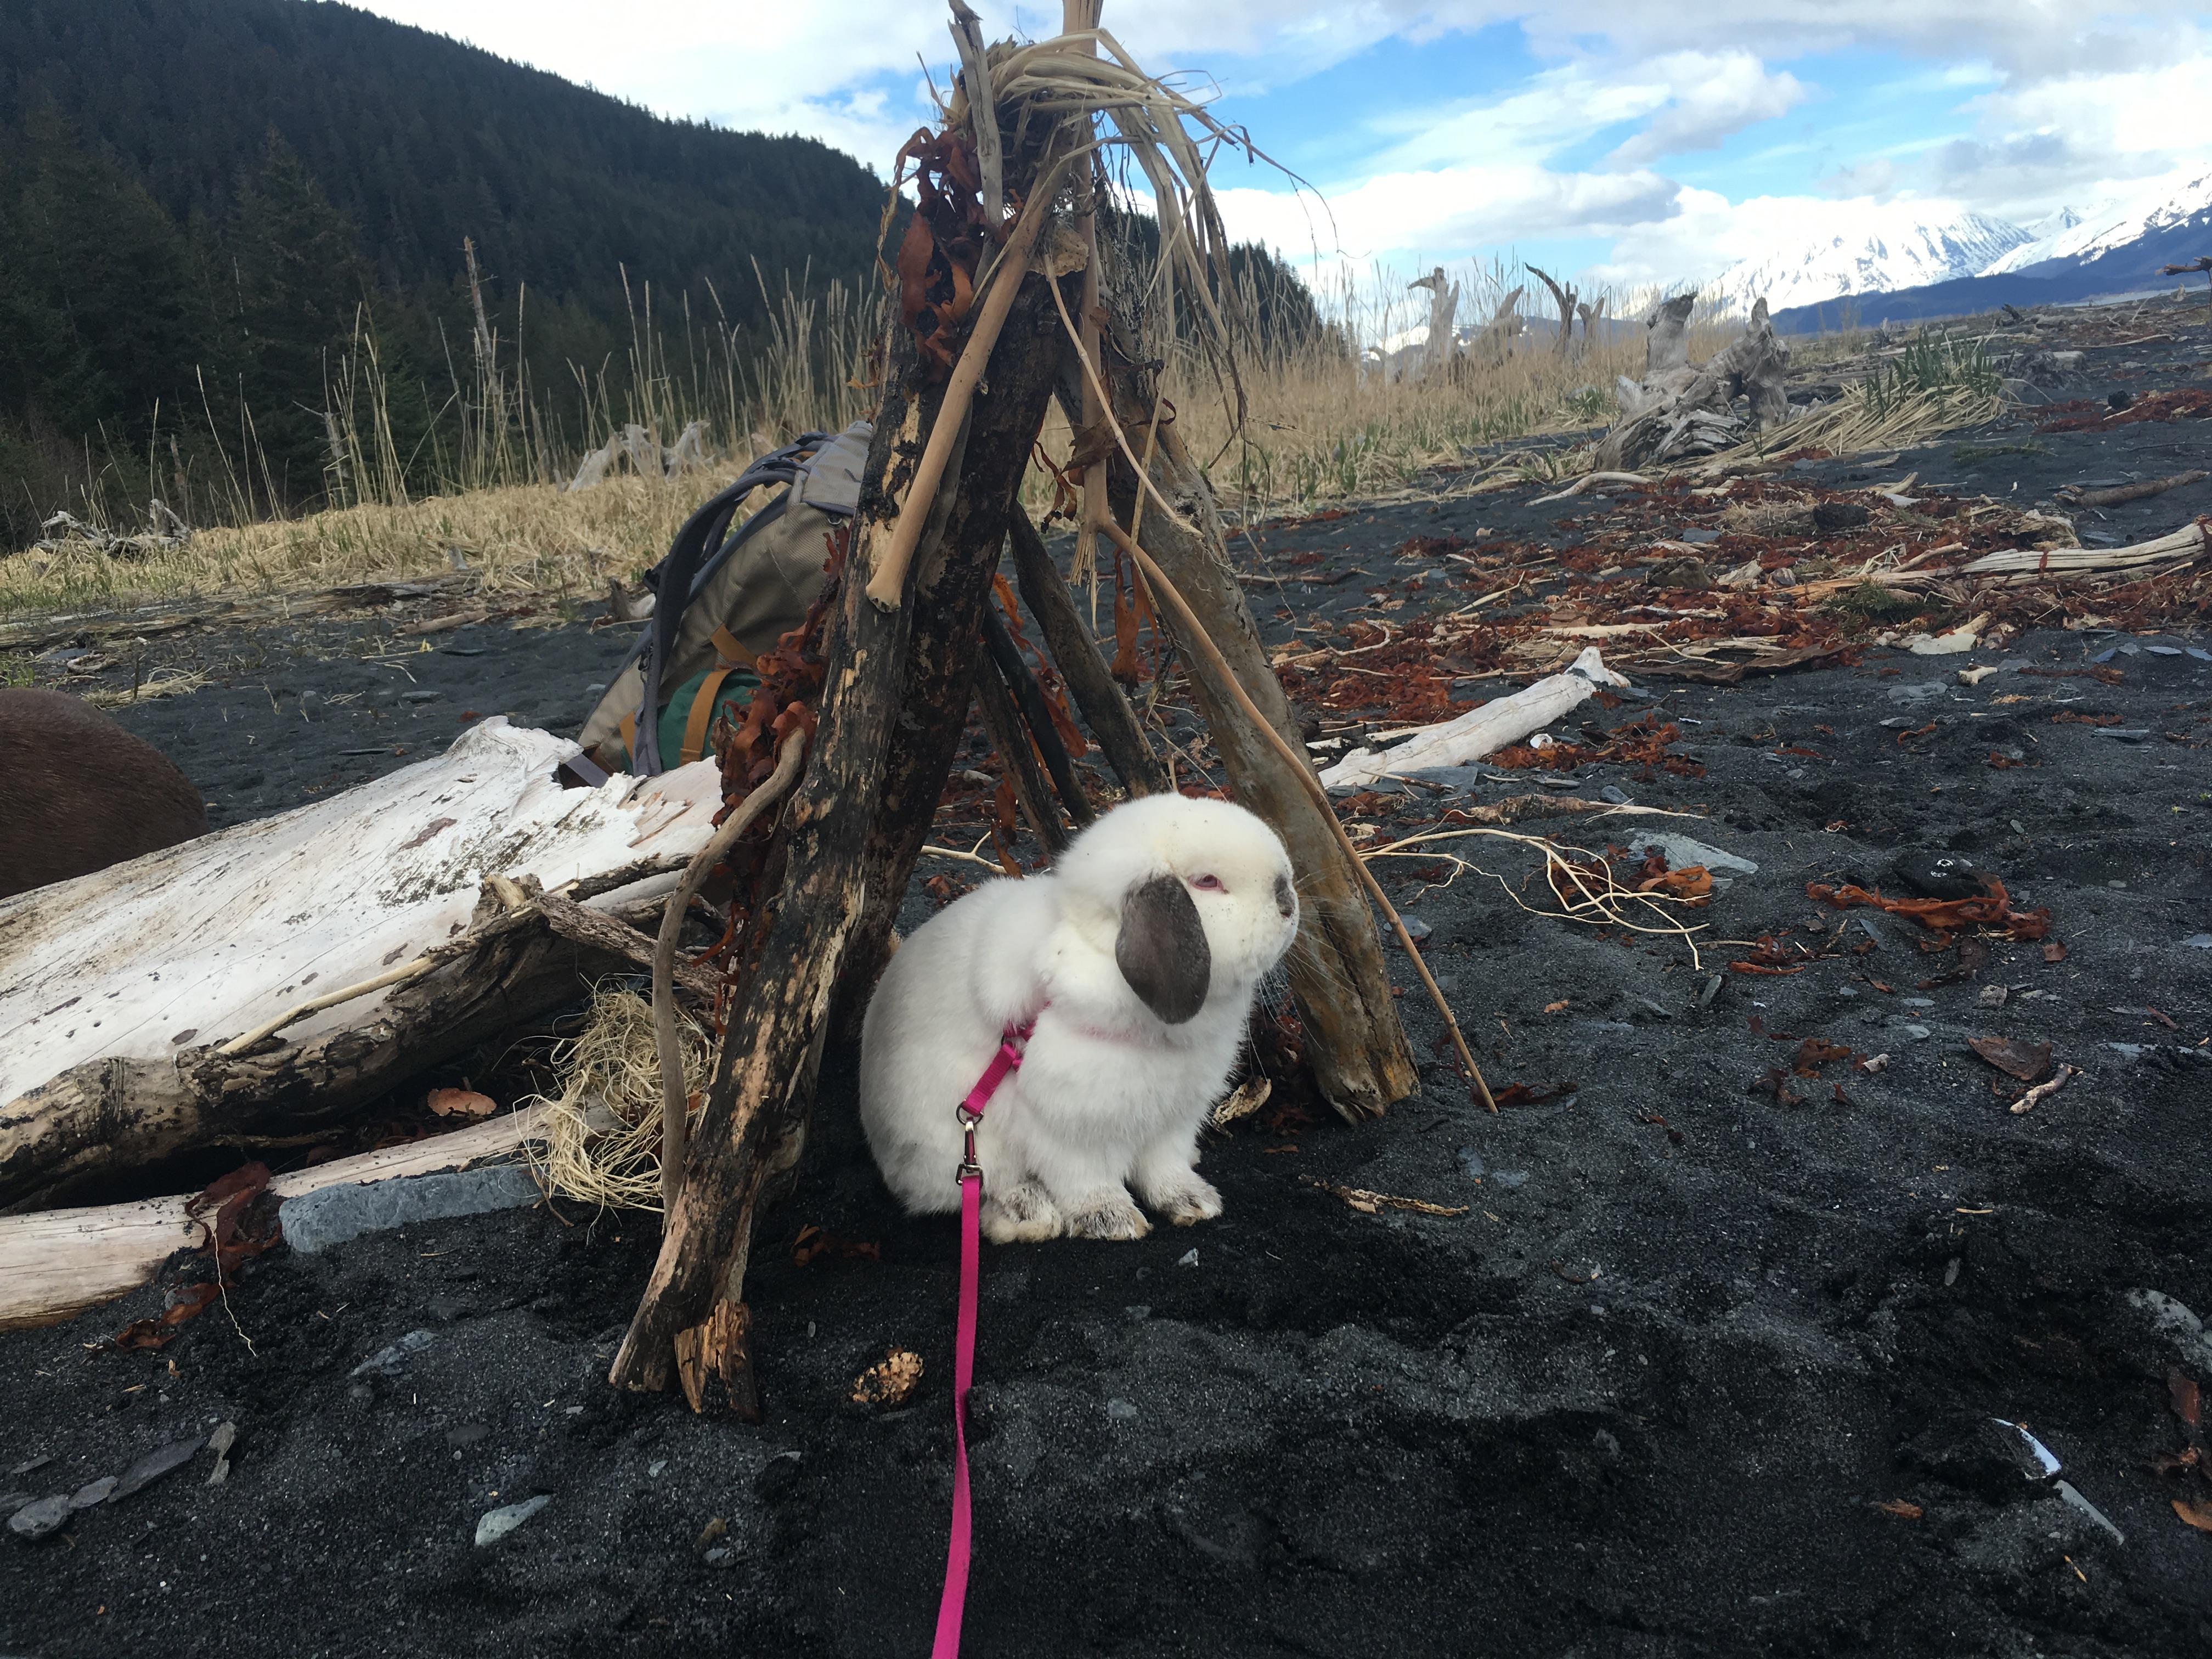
[931, 1019, 1032, 1659]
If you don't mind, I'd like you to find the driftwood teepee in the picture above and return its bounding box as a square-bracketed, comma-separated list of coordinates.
[608, 2, 1482, 1410]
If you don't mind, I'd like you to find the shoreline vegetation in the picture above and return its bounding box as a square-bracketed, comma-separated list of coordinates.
[4, 251, 1786, 622]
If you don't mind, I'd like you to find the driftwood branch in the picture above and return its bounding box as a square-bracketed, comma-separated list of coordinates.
[0, 1108, 549, 1331]
[1006, 505, 1169, 796]
[612, 197, 1077, 1402]
[974, 626, 1070, 855]
[1071, 247, 1419, 1121]
[654, 729, 808, 1215]
[865, 176, 1062, 610]
[979, 602, 1096, 828]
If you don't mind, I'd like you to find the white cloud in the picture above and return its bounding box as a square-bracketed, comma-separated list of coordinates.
[347, 0, 2212, 294]
[1603, 53, 1808, 167]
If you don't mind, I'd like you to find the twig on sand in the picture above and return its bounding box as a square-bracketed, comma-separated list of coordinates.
[1530, 471, 1649, 505]
[2008, 1063, 2076, 1116]
[1301, 1176, 1468, 1218]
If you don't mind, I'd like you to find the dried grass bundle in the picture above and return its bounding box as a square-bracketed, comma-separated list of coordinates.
[524, 985, 710, 1213]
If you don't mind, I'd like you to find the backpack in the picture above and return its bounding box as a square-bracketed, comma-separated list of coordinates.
[577, 421, 872, 776]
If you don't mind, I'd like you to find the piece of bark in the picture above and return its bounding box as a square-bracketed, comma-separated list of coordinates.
[1005, 505, 1168, 797]
[610, 226, 1076, 1401]
[973, 628, 1070, 855]
[1080, 252, 1418, 1121]
[0, 1108, 546, 1331]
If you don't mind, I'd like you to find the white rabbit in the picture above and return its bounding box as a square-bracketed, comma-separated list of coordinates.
[859, 793, 1298, 1243]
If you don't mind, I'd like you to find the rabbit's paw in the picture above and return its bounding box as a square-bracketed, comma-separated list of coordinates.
[1147, 1173, 1223, 1227]
[981, 1181, 1063, 1244]
[1063, 1191, 1153, 1241]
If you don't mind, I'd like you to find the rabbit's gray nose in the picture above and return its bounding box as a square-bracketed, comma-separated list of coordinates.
[1274, 874, 1294, 917]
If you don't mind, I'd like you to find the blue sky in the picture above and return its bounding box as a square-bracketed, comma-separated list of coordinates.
[351, 2, 2211, 296]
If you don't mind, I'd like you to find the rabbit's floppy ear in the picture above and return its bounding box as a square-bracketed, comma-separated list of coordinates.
[1115, 874, 1210, 1024]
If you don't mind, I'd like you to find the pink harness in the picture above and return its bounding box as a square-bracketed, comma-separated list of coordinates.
[930, 1019, 1032, 1659]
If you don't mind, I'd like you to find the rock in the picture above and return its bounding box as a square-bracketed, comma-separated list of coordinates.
[1455, 1146, 1485, 1180]
[1626, 833, 1758, 886]
[1599, 785, 1633, 805]
[400, 689, 443, 704]
[1814, 501, 1871, 534]
[703, 1545, 738, 1567]
[1176, 1249, 1199, 1268]
[1891, 848, 1988, 901]
[349, 1328, 437, 1380]
[1884, 682, 1949, 706]
[69, 1477, 117, 1509]
[1678, 527, 1721, 544]
[1395, 916, 1433, 944]
[754, 1451, 803, 1503]
[1697, 974, 1724, 1008]
[8, 1494, 71, 1539]
[1902, 1024, 1932, 1041]
[9, 1456, 50, 1477]
[206, 1422, 238, 1486]
[2184, 934, 2212, 950]
[112, 1436, 205, 1501]
[285, 1166, 540, 1254]
[1105, 1398, 1138, 1422]
[2089, 727, 2151, 742]
[1491, 1171, 1530, 1192]
[474, 1494, 550, 1547]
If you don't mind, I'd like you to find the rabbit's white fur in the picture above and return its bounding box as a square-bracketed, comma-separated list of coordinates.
[860, 794, 1297, 1243]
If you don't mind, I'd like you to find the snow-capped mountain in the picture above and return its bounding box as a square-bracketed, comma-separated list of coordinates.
[2015, 204, 2086, 245]
[1980, 168, 2212, 277]
[1770, 166, 2212, 331]
[1713, 205, 2033, 315]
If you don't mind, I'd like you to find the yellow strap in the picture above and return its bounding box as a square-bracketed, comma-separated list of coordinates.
[710, 625, 758, 669]
[680, 664, 736, 765]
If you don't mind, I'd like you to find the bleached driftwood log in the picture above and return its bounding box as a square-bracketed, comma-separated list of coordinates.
[1319, 647, 1629, 789]
[0, 1107, 548, 1331]
[1596, 298, 1791, 472]
[1644, 293, 1697, 375]
[0, 721, 723, 1210]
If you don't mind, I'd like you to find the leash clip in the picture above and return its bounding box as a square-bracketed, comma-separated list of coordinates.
[955, 1116, 983, 1185]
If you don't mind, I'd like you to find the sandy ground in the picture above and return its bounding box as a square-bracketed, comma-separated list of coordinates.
[3, 307, 2210, 1656]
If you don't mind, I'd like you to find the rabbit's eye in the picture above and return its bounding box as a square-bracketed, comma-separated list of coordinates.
[1189, 873, 1225, 891]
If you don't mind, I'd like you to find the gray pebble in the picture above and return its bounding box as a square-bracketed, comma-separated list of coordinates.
[1903, 1024, 1932, 1040]
[1105, 1398, 1138, 1421]
[475, 1494, 551, 1547]
[349, 1328, 437, 1380]
[286, 1166, 539, 1254]
[1455, 1146, 1485, 1180]
[401, 689, 443, 704]
[112, 1436, 204, 1501]
[1492, 1171, 1530, 1191]
[1175, 1249, 1199, 1269]
[7, 1495, 71, 1539]
[69, 1477, 117, 1510]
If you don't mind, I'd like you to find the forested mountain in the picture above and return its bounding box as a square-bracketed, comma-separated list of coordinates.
[0, 0, 888, 546]
[0, 0, 1323, 552]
